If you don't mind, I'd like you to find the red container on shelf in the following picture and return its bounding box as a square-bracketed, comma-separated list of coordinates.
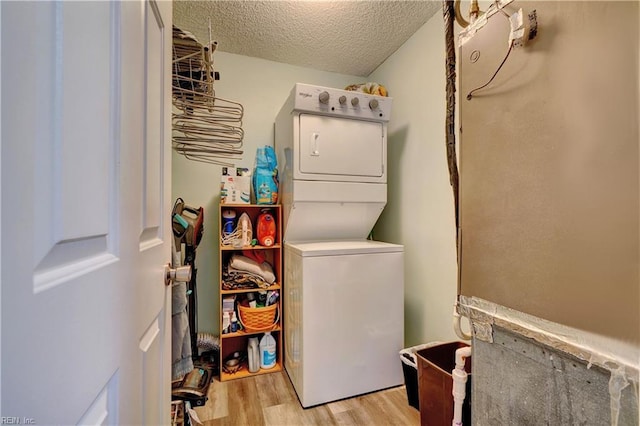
[256, 210, 276, 247]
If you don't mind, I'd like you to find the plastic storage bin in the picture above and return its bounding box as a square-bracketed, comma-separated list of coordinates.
[399, 342, 443, 410]
[416, 341, 472, 426]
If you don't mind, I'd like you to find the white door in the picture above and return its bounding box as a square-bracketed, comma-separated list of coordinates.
[297, 114, 385, 181]
[1, 1, 172, 424]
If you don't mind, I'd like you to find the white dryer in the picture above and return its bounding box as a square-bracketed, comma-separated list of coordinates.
[275, 83, 404, 408]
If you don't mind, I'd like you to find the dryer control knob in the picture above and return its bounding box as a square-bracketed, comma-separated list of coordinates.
[369, 99, 379, 109]
[319, 91, 330, 104]
[351, 97, 359, 106]
[339, 95, 347, 105]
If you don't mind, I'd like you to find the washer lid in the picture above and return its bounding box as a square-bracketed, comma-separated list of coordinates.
[285, 240, 404, 257]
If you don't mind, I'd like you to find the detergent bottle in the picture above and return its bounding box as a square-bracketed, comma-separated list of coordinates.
[256, 209, 276, 247]
[259, 332, 276, 369]
[247, 337, 260, 373]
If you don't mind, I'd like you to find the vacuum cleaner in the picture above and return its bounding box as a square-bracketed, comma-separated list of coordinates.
[171, 198, 217, 407]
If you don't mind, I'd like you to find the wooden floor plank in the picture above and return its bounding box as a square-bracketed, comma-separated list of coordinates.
[385, 387, 420, 424]
[327, 398, 355, 416]
[263, 401, 336, 426]
[192, 379, 229, 421]
[332, 406, 371, 426]
[262, 402, 303, 426]
[192, 371, 418, 425]
[228, 376, 265, 425]
[255, 369, 296, 408]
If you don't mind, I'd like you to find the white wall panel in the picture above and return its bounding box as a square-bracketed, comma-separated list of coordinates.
[140, 1, 164, 247]
[139, 317, 162, 426]
[77, 372, 118, 426]
[32, 2, 117, 292]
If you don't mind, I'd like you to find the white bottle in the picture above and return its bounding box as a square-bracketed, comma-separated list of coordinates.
[259, 332, 276, 369]
[247, 337, 260, 373]
[222, 311, 231, 334]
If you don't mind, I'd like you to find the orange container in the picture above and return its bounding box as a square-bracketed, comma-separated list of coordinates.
[256, 210, 276, 247]
[238, 304, 278, 332]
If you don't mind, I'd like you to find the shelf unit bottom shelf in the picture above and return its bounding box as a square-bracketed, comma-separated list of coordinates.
[220, 361, 283, 381]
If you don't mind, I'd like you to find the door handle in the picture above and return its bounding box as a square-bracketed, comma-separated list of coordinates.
[164, 263, 192, 286]
[311, 132, 320, 156]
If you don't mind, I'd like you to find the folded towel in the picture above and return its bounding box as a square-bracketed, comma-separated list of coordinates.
[223, 269, 270, 290]
[229, 254, 275, 284]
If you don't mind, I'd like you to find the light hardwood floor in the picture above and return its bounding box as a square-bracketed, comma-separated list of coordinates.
[193, 371, 419, 425]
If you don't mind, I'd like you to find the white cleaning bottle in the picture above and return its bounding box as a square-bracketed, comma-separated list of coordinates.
[259, 332, 276, 369]
[222, 311, 231, 334]
[247, 337, 260, 373]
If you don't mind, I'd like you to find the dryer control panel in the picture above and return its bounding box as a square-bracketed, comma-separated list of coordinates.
[291, 83, 392, 122]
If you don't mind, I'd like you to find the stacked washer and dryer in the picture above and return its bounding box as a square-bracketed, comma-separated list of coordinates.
[274, 83, 404, 408]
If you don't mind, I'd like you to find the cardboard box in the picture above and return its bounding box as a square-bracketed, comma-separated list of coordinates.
[222, 295, 236, 313]
[220, 168, 250, 204]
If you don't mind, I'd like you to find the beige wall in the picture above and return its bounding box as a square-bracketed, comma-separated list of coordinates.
[458, 1, 639, 344]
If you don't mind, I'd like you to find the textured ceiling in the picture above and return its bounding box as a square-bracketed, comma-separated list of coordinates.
[173, 1, 442, 77]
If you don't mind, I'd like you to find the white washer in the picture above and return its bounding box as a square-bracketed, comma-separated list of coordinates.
[284, 240, 404, 408]
[275, 83, 404, 408]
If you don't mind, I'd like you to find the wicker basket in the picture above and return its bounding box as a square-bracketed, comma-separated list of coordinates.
[238, 304, 278, 332]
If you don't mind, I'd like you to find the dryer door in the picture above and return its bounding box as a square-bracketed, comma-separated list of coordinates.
[296, 114, 385, 182]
